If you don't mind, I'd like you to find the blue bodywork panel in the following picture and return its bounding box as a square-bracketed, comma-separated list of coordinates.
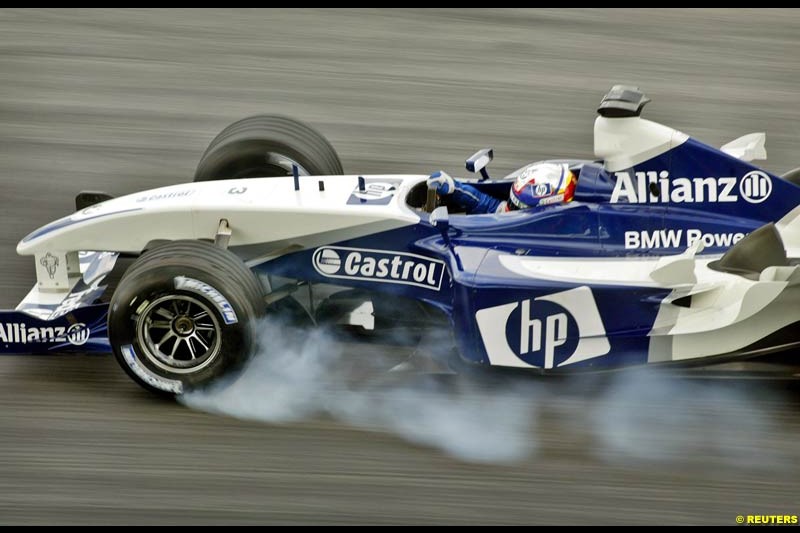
[258, 134, 800, 370]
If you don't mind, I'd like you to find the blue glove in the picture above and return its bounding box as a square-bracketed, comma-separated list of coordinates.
[427, 170, 456, 195]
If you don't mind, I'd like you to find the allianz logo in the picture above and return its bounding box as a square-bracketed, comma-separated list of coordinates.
[312, 246, 445, 291]
[611, 170, 772, 204]
[0, 322, 90, 346]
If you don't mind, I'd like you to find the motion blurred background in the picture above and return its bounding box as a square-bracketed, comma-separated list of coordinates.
[0, 8, 799, 524]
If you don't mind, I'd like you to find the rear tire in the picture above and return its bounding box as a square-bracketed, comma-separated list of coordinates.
[108, 240, 265, 395]
[194, 115, 343, 181]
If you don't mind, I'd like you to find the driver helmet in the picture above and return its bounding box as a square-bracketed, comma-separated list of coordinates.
[508, 163, 577, 210]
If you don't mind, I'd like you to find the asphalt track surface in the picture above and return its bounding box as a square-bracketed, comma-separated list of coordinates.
[1, 9, 800, 525]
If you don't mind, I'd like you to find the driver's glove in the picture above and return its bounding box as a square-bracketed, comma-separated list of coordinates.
[427, 170, 456, 195]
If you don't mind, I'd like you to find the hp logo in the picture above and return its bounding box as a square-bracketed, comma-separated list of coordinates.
[739, 170, 772, 204]
[66, 323, 90, 346]
[476, 286, 611, 370]
[506, 299, 578, 369]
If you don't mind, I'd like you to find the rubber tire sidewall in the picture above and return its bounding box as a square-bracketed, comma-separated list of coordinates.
[110, 265, 259, 395]
[195, 115, 343, 181]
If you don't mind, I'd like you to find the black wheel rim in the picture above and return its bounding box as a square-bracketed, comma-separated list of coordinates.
[136, 295, 222, 374]
[223, 153, 310, 179]
[265, 153, 310, 176]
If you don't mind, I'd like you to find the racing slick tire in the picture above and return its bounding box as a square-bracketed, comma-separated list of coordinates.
[194, 115, 344, 181]
[108, 240, 265, 395]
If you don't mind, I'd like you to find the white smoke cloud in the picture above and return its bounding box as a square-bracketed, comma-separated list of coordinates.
[583, 369, 788, 469]
[182, 316, 789, 467]
[181, 318, 538, 464]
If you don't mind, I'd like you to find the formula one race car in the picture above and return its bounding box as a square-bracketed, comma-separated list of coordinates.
[5, 85, 800, 394]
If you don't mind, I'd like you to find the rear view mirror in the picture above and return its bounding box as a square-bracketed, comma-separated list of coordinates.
[466, 148, 494, 180]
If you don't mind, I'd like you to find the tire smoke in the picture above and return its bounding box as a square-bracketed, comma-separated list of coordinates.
[182, 317, 791, 467]
[181, 318, 539, 463]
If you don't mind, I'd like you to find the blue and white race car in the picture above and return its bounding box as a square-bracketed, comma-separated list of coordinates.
[5, 85, 800, 394]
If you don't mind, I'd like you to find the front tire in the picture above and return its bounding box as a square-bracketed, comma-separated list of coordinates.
[108, 240, 265, 395]
[194, 115, 344, 181]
